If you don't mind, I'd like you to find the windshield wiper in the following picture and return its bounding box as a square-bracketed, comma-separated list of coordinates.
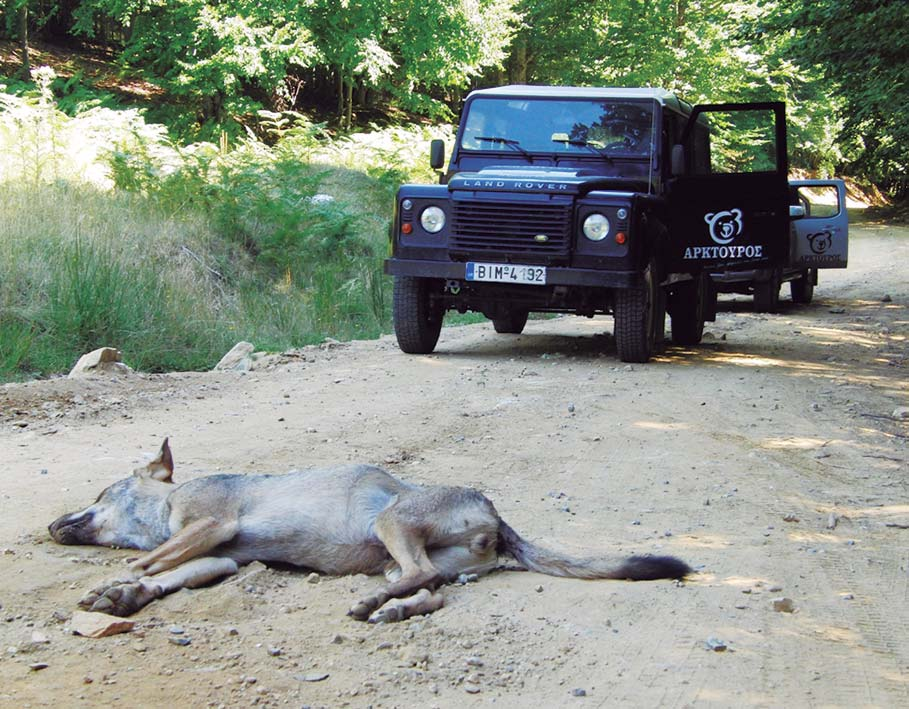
[475, 136, 533, 161]
[551, 137, 613, 163]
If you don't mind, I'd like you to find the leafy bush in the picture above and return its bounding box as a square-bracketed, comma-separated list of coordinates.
[0, 86, 446, 380]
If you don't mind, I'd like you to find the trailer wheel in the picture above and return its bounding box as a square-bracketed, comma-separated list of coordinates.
[670, 275, 706, 346]
[393, 276, 443, 354]
[615, 260, 659, 363]
[492, 310, 529, 334]
[790, 269, 815, 304]
[754, 269, 781, 313]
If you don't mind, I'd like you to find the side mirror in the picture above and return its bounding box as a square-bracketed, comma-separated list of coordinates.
[789, 205, 806, 220]
[429, 139, 445, 170]
[670, 144, 685, 176]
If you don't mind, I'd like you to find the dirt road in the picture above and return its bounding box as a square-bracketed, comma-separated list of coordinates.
[1, 218, 907, 708]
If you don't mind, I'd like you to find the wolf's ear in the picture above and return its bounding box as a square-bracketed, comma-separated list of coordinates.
[143, 438, 175, 483]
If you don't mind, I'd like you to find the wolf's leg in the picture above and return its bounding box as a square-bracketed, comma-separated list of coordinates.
[79, 517, 237, 609]
[349, 501, 444, 620]
[84, 556, 239, 616]
[129, 517, 239, 576]
[367, 588, 444, 624]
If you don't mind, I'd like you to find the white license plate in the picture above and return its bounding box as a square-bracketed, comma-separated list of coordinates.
[465, 262, 546, 285]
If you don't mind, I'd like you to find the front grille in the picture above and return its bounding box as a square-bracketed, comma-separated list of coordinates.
[451, 200, 572, 257]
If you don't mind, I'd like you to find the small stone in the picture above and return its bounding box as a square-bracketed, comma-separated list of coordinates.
[227, 627, 239, 636]
[535, 585, 544, 593]
[772, 597, 795, 613]
[267, 647, 282, 656]
[306, 572, 321, 584]
[782, 514, 799, 523]
[69, 347, 131, 377]
[841, 593, 855, 600]
[29, 662, 49, 671]
[214, 342, 255, 372]
[31, 631, 49, 644]
[892, 407, 909, 421]
[828, 307, 845, 314]
[827, 513, 838, 530]
[464, 684, 481, 694]
[810, 402, 821, 412]
[70, 611, 134, 638]
[567, 403, 575, 413]
[296, 673, 329, 683]
[331, 634, 345, 645]
[168, 626, 185, 635]
[706, 637, 727, 652]
[881, 294, 892, 303]
[465, 656, 484, 667]
[169, 637, 191, 646]
[571, 688, 587, 697]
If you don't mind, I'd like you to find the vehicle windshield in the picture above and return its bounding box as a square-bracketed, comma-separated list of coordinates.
[460, 98, 655, 158]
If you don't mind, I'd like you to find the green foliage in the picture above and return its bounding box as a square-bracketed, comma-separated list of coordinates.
[0, 91, 446, 380]
[771, 0, 909, 189]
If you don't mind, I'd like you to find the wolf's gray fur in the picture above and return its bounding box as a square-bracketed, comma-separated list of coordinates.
[49, 439, 691, 622]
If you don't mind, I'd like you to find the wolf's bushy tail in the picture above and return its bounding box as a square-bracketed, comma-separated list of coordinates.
[497, 520, 691, 580]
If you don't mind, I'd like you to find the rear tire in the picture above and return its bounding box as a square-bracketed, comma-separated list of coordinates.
[790, 269, 815, 304]
[393, 276, 443, 354]
[492, 310, 528, 334]
[754, 270, 781, 313]
[670, 276, 706, 346]
[615, 260, 659, 363]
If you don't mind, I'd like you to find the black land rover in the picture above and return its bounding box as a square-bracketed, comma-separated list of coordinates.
[384, 85, 799, 362]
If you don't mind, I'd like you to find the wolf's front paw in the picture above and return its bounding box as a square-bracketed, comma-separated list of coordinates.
[78, 575, 136, 610]
[85, 581, 160, 617]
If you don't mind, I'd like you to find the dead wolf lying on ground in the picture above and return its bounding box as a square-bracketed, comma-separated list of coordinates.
[49, 440, 691, 623]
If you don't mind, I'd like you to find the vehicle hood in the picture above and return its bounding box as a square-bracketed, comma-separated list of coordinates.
[448, 167, 636, 196]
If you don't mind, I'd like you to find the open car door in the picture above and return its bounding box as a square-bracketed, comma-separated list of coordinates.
[666, 102, 790, 273]
[790, 179, 848, 269]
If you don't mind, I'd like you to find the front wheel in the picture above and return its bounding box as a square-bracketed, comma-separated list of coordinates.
[492, 310, 528, 334]
[790, 269, 815, 304]
[614, 261, 660, 363]
[393, 276, 443, 354]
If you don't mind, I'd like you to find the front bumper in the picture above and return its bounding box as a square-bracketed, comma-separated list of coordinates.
[384, 258, 641, 289]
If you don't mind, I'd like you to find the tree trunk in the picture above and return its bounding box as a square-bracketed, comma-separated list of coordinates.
[336, 67, 344, 119]
[510, 37, 528, 84]
[18, 2, 30, 79]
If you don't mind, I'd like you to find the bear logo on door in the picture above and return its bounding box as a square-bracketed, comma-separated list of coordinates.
[704, 209, 744, 245]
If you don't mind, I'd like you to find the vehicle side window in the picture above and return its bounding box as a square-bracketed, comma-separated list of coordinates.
[796, 184, 842, 218]
[704, 109, 778, 174]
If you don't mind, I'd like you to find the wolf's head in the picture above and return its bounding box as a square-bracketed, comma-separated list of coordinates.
[48, 439, 176, 550]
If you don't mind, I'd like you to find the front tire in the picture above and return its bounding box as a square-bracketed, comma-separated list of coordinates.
[492, 310, 528, 334]
[790, 269, 815, 304]
[614, 260, 660, 363]
[393, 276, 443, 354]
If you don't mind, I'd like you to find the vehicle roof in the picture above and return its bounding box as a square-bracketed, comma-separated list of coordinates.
[467, 85, 686, 111]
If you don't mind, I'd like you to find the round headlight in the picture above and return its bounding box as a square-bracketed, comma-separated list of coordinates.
[583, 213, 610, 241]
[401, 199, 413, 211]
[420, 206, 446, 233]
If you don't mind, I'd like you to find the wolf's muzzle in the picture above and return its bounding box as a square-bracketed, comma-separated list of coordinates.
[48, 511, 95, 545]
